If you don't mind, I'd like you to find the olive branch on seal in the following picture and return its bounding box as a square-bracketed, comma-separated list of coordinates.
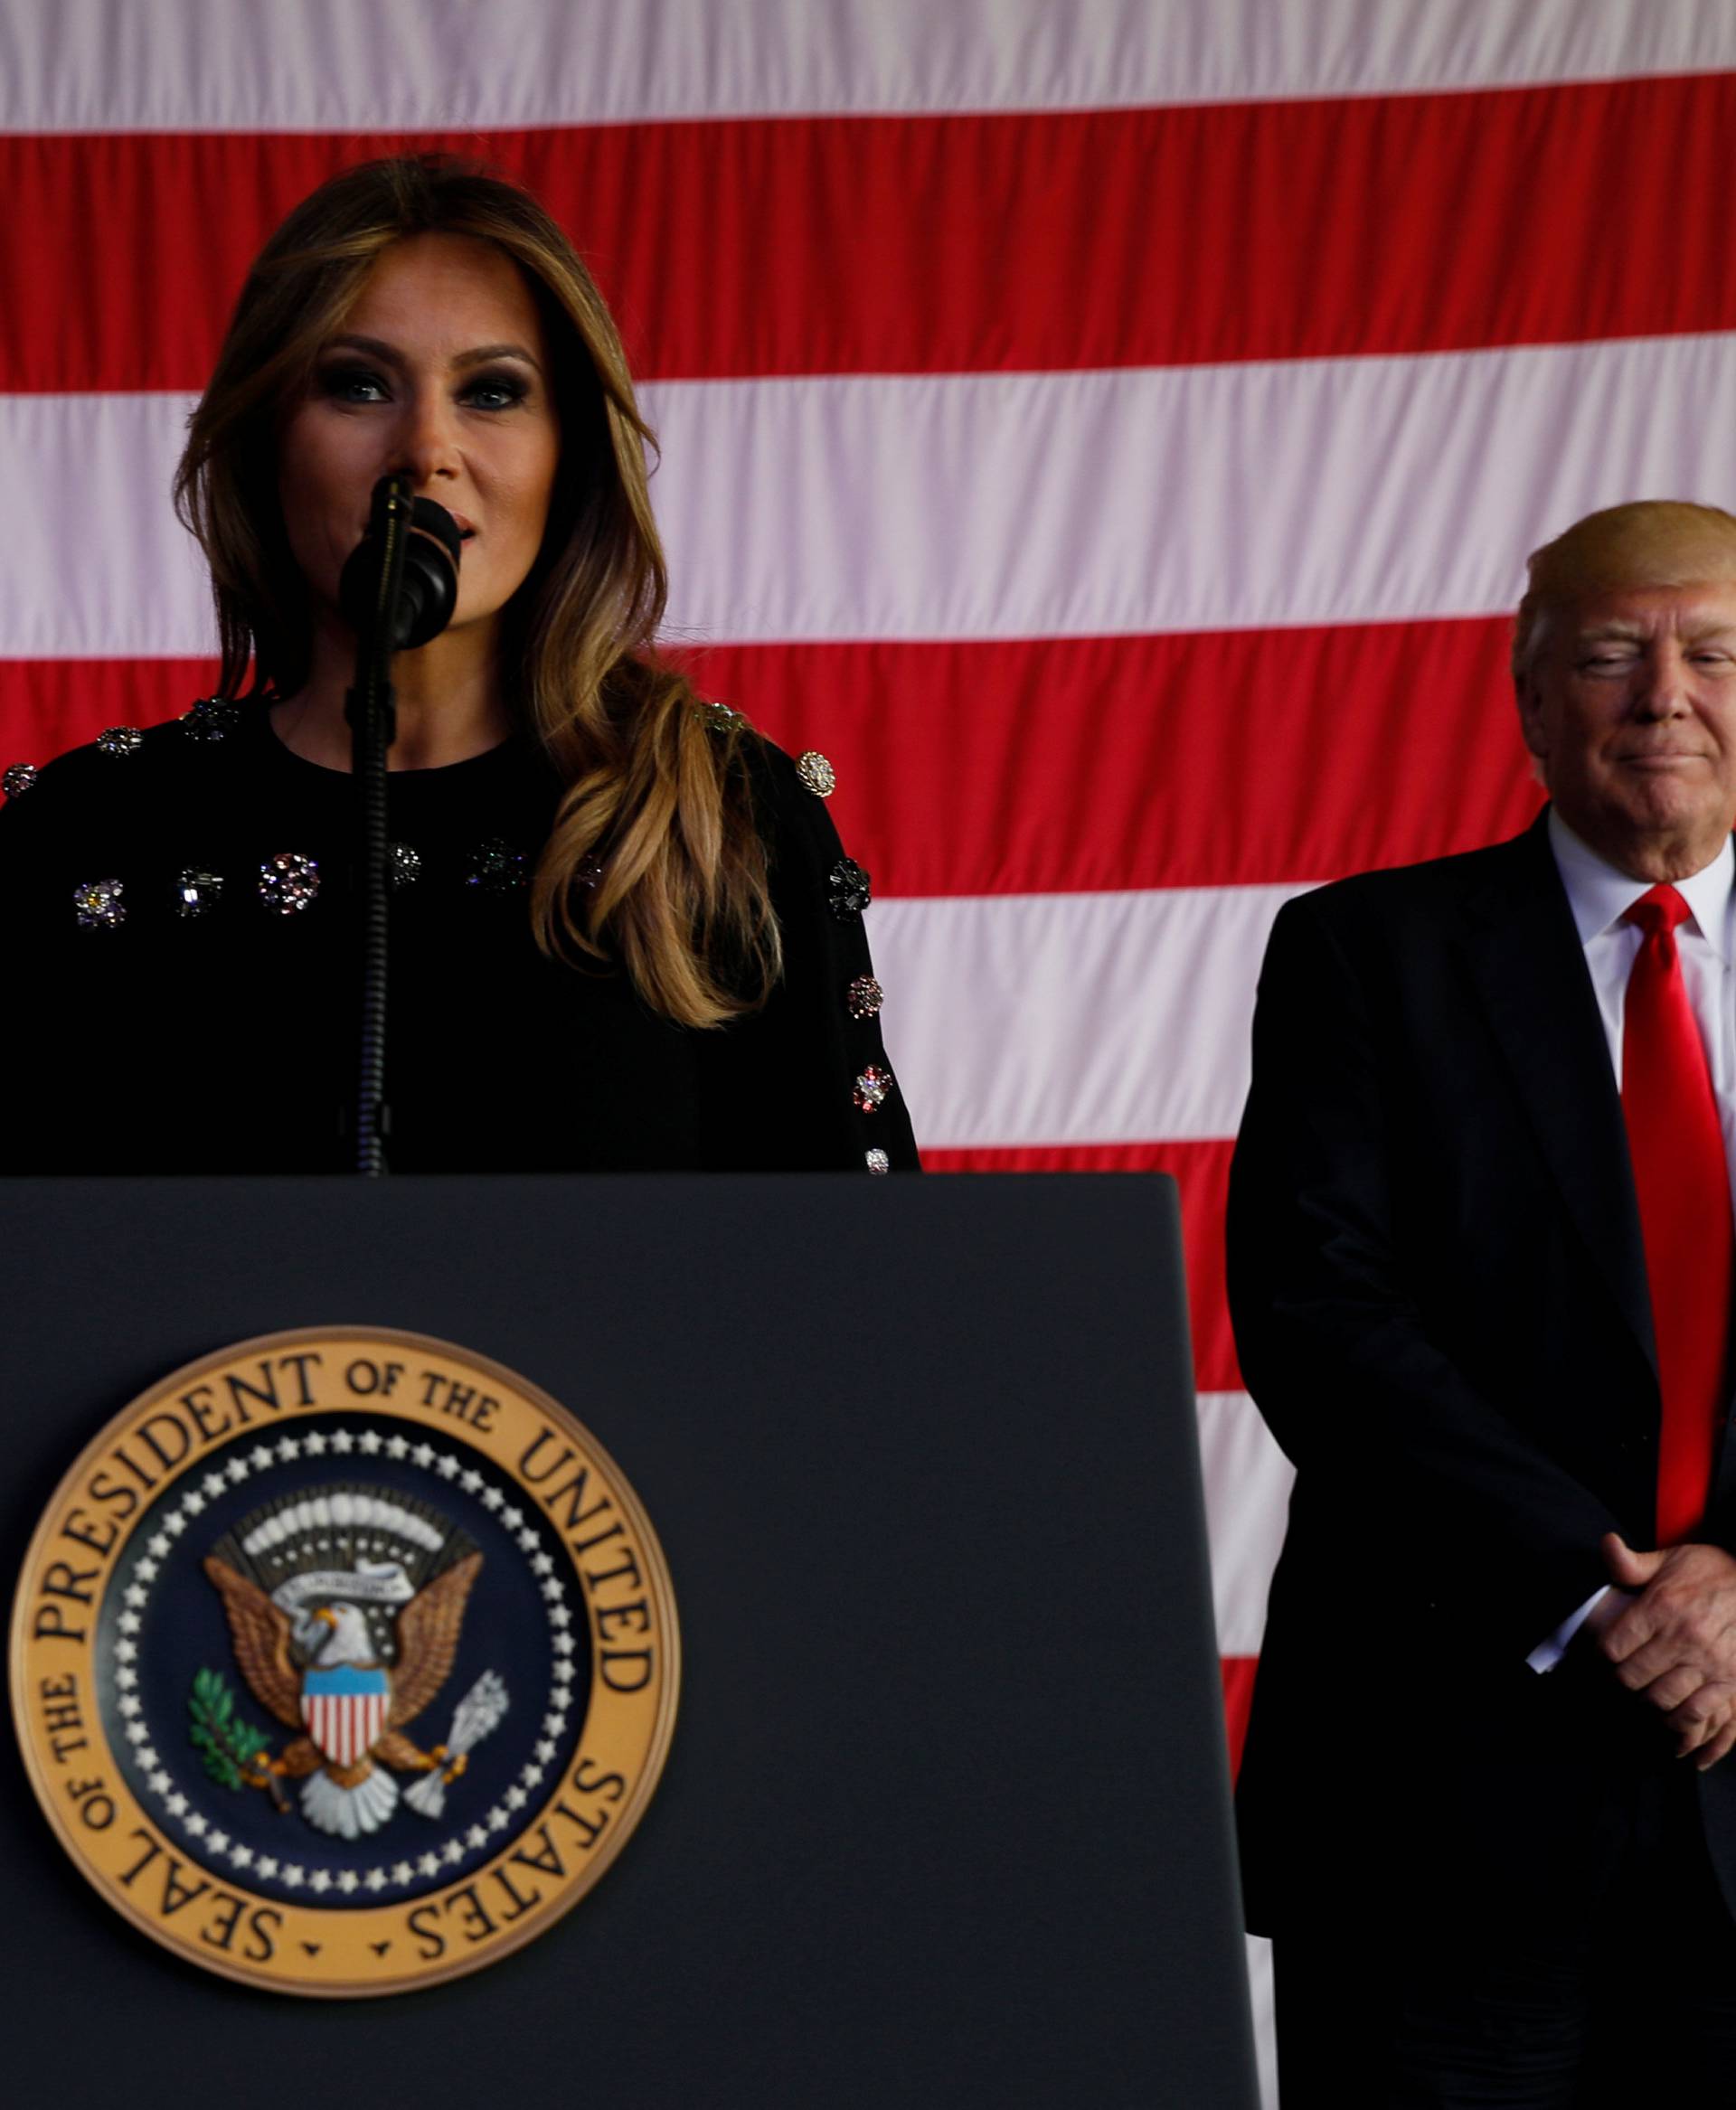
[188, 1666, 272, 1791]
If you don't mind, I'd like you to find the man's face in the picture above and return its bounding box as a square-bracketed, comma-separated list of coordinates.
[1518, 581, 1736, 877]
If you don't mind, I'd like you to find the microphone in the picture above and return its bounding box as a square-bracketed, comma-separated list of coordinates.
[338, 476, 462, 652]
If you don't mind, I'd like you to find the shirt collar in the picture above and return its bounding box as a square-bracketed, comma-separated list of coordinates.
[1548, 806, 1736, 964]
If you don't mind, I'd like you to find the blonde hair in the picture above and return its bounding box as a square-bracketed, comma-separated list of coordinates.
[1513, 500, 1736, 683]
[174, 154, 778, 1027]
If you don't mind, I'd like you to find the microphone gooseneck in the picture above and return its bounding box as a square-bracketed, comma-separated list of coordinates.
[342, 475, 463, 1177]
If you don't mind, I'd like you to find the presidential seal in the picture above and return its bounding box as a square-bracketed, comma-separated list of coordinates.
[9, 1327, 679, 1995]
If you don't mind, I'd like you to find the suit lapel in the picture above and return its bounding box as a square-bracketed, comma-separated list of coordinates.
[1457, 815, 1656, 1375]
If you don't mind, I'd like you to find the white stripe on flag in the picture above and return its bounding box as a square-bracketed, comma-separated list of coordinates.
[871, 885, 1308, 1150]
[4, 0, 1731, 134]
[646, 340, 1736, 642]
[8, 333, 1736, 657]
[1195, 1389, 1293, 1658]
[0, 391, 212, 660]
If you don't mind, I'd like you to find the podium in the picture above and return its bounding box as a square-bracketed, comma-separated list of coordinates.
[2, 1173, 1257, 2108]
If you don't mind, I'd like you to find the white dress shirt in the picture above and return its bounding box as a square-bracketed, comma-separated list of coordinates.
[1526, 809, 1736, 1671]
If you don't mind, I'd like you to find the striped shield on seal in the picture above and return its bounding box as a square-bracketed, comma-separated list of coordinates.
[301, 1664, 391, 1766]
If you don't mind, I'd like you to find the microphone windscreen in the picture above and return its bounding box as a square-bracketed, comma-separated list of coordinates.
[338, 482, 461, 651]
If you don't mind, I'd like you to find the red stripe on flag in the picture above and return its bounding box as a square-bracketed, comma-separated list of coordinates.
[923, 1140, 1240, 1393]
[698, 621, 1543, 896]
[1221, 1655, 1259, 1779]
[0, 619, 1542, 898]
[5, 71, 1736, 391]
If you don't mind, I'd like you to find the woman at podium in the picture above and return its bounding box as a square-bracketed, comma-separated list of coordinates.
[0, 157, 917, 1177]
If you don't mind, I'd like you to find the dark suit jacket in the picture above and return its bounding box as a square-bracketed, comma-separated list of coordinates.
[1227, 810, 1736, 1935]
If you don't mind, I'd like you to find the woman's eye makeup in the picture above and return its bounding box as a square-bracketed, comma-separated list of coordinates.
[460, 370, 532, 410]
[311, 362, 532, 411]
[316, 362, 391, 403]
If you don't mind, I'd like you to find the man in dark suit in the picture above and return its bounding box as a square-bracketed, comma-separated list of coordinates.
[1228, 501, 1736, 2103]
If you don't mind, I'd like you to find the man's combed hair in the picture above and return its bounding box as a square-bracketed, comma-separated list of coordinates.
[174, 154, 779, 1028]
[1513, 499, 1736, 684]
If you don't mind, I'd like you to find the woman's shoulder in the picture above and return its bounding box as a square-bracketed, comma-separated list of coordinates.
[728, 717, 859, 874]
[702, 710, 916, 1171]
[4, 702, 251, 821]
[0, 703, 265, 920]
[698, 710, 880, 935]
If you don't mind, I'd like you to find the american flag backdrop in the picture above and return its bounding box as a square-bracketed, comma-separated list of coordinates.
[6, 4, 1736, 2095]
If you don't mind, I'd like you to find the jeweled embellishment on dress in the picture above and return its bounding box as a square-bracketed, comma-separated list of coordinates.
[181, 696, 242, 742]
[865, 1148, 891, 1174]
[2, 762, 39, 797]
[854, 1065, 893, 1113]
[72, 878, 126, 929]
[467, 839, 526, 892]
[259, 851, 319, 914]
[96, 726, 145, 758]
[390, 843, 422, 891]
[693, 700, 741, 734]
[845, 975, 883, 1021]
[176, 869, 223, 918]
[827, 857, 873, 918]
[797, 750, 836, 799]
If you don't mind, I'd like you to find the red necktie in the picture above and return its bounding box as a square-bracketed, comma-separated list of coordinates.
[1621, 883, 1733, 1545]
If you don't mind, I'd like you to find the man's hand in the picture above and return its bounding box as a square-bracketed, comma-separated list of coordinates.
[1599, 1533, 1736, 1769]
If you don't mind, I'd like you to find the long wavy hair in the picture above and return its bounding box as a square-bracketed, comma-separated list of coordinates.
[175, 154, 778, 1027]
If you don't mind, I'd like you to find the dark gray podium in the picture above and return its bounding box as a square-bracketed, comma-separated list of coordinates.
[2, 1173, 1256, 2108]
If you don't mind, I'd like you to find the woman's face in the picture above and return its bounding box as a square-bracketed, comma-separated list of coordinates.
[278, 232, 562, 645]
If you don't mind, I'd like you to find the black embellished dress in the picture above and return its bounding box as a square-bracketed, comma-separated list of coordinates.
[0, 704, 919, 1176]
